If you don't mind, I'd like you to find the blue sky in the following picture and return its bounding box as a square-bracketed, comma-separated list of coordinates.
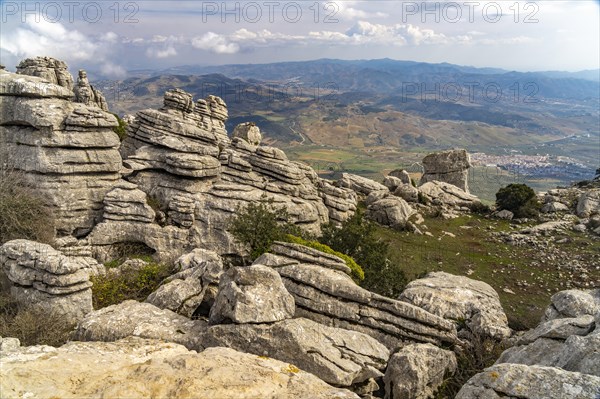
[1, 1, 599, 77]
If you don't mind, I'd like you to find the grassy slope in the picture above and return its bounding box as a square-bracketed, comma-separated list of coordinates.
[374, 214, 600, 330]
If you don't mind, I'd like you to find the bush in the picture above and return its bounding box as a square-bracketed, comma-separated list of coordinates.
[112, 113, 128, 141]
[229, 196, 300, 260]
[320, 210, 407, 297]
[495, 183, 541, 218]
[283, 234, 364, 283]
[0, 169, 55, 245]
[0, 292, 74, 347]
[91, 260, 174, 309]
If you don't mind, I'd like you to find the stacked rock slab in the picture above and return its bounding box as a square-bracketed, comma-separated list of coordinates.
[96, 87, 333, 259]
[253, 244, 458, 350]
[420, 149, 471, 192]
[0, 58, 121, 237]
[0, 240, 100, 322]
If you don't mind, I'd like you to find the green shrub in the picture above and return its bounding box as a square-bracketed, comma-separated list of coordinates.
[112, 113, 128, 141]
[320, 210, 407, 297]
[283, 234, 364, 283]
[91, 261, 174, 309]
[469, 201, 491, 214]
[417, 192, 430, 205]
[229, 196, 300, 260]
[0, 169, 55, 245]
[0, 292, 74, 347]
[495, 183, 541, 218]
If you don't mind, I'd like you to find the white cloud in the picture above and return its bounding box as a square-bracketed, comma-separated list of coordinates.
[100, 62, 126, 78]
[192, 32, 240, 54]
[0, 17, 125, 77]
[146, 46, 178, 59]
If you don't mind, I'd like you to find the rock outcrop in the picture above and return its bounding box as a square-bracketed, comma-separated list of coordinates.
[73, 300, 206, 351]
[209, 265, 295, 324]
[257, 252, 458, 350]
[232, 122, 262, 146]
[366, 195, 416, 229]
[384, 343, 457, 399]
[1, 59, 121, 237]
[202, 317, 390, 388]
[0, 240, 99, 322]
[577, 189, 600, 218]
[73, 69, 109, 111]
[1, 338, 360, 399]
[338, 173, 389, 196]
[420, 149, 471, 192]
[418, 181, 481, 213]
[399, 272, 511, 340]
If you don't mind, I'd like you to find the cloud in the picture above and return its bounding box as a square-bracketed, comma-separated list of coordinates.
[192, 32, 240, 54]
[146, 46, 178, 59]
[0, 17, 125, 77]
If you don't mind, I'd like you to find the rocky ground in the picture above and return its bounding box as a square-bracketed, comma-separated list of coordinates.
[1, 57, 599, 399]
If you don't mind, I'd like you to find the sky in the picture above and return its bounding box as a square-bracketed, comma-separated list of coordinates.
[0, 1, 599, 78]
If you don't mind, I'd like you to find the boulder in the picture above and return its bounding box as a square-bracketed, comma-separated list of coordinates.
[383, 176, 404, 191]
[494, 209, 514, 220]
[418, 181, 480, 210]
[202, 318, 390, 387]
[399, 272, 511, 340]
[543, 289, 600, 321]
[0, 240, 97, 322]
[209, 265, 295, 324]
[393, 184, 419, 203]
[232, 122, 262, 146]
[16, 56, 74, 90]
[541, 201, 570, 213]
[455, 363, 600, 399]
[146, 248, 223, 317]
[577, 189, 600, 218]
[73, 300, 206, 351]
[420, 149, 471, 192]
[1, 338, 360, 399]
[388, 169, 411, 185]
[384, 343, 457, 399]
[367, 196, 416, 229]
[338, 173, 389, 196]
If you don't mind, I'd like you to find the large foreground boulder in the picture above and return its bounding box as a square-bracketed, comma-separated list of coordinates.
[202, 317, 389, 387]
[455, 363, 600, 399]
[1, 337, 360, 399]
[399, 272, 511, 340]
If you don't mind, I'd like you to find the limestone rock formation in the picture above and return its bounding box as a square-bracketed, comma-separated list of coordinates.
[270, 262, 457, 350]
[399, 272, 511, 340]
[420, 149, 471, 192]
[384, 343, 457, 399]
[388, 169, 411, 185]
[393, 184, 419, 203]
[577, 189, 600, 218]
[146, 248, 223, 317]
[73, 300, 206, 351]
[383, 176, 405, 191]
[232, 122, 262, 146]
[317, 179, 358, 223]
[209, 265, 295, 324]
[455, 363, 600, 399]
[0, 240, 98, 322]
[338, 173, 389, 196]
[418, 181, 482, 216]
[543, 289, 600, 321]
[366, 196, 416, 229]
[73, 70, 109, 111]
[270, 241, 351, 274]
[202, 317, 390, 388]
[16, 56, 74, 90]
[1, 60, 121, 237]
[1, 338, 360, 399]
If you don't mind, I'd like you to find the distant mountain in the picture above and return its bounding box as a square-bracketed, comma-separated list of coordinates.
[146, 59, 600, 101]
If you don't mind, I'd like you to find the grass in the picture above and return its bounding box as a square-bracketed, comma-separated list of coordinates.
[375, 214, 600, 330]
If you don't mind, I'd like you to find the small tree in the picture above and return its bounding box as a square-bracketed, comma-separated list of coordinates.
[495, 183, 541, 218]
[321, 210, 407, 297]
[229, 196, 299, 260]
[112, 113, 128, 141]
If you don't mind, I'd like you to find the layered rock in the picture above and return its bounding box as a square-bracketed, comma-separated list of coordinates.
[384, 343, 457, 399]
[455, 363, 600, 399]
[258, 255, 457, 350]
[0, 60, 121, 237]
[73, 70, 108, 111]
[270, 241, 352, 274]
[420, 149, 471, 192]
[366, 195, 417, 229]
[209, 265, 295, 324]
[338, 173, 388, 196]
[0, 240, 99, 322]
[202, 318, 390, 387]
[1, 338, 360, 399]
[317, 179, 358, 223]
[146, 248, 223, 317]
[418, 181, 481, 215]
[73, 300, 206, 351]
[399, 272, 511, 340]
[232, 122, 262, 146]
